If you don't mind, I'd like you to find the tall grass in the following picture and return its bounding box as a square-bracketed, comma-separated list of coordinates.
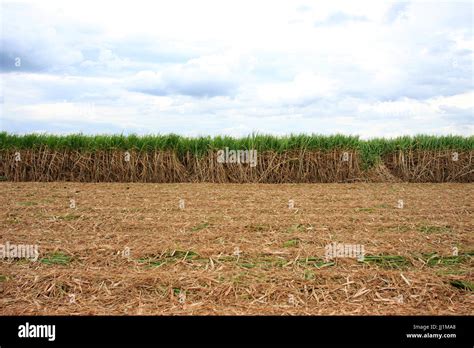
[1, 132, 473, 168]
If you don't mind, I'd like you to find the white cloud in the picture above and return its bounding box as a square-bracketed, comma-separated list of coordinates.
[1, 0, 473, 136]
[126, 53, 246, 97]
[257, 73, 339, 103]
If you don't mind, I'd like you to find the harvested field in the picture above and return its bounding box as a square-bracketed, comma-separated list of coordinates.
[0, 182, 473, 315]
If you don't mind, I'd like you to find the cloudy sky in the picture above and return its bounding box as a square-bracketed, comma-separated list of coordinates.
[0, 0, 472, 137]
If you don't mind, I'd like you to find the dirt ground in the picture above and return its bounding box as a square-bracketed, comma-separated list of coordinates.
[0, 183, 472, 315]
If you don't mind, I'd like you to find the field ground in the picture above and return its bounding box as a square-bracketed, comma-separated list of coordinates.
[0, 183, 473, 315]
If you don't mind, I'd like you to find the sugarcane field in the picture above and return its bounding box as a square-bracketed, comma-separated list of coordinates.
[2, 1, 473, 345]
[1, 134, 472, 315]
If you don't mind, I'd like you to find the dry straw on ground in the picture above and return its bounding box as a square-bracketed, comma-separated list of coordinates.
[1, 183, 472, 315]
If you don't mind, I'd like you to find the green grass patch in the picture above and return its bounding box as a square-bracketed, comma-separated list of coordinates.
[258, 256, 287, 268]
[135, 250, 470, 272]
[239, 262, 256, 269]
[191, 222, 210, 232]
[423, 252, 472, 266]
[40, 252, 72, 265]
[298, 257, 335, 268]
[362, 255, 410, 269]
[17, 201, 38, 206]
[449, 280, 474, 292]
[283, 239, 300, 248]
[419, 225, 452, 234]
[355, 207, 374, 212]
